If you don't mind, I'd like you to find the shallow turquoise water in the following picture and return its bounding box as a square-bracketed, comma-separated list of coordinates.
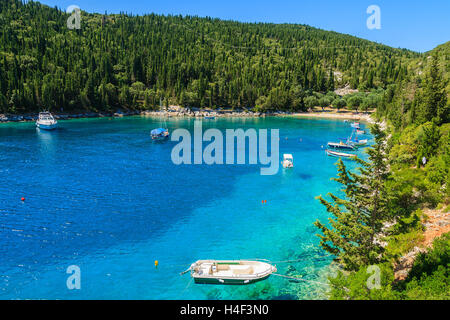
[0, 116, 371, 299]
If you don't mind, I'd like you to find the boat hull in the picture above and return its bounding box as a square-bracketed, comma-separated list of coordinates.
[327, 143, 354, 150]
[151, 135, 169, 141]
[326, 150, 356, 159]
[193, 274, 271, 285]
[36, 122, 58, 130]
[352, 139, 368, 146]
[189, 260, 276, 286]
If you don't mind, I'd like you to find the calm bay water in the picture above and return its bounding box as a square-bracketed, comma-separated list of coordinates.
[0, 116, 371, 299]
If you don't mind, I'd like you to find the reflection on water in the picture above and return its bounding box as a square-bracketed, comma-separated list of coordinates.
[36, 127, 57, 161]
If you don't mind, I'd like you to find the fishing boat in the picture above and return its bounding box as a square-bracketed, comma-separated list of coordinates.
[351, 139, 368, 146]
[36, 112, 58, 130]
[356, 129, 365, 135]
[183, 260, 277, 285]
[150, 128, 169, 140]
[350, 122, 360, 129]
[326, 149, 357, 159]
[327, 141, 355, 150]
[151, 98, 169, 141]
[282, 154, 294, 168]
[346, 130, 368, 147]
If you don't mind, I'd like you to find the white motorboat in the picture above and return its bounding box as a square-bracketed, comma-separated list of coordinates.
[184, 260, 277, 285]
[351, 139, 368, 146]
[150, 128, 169, 140]
[282, 154, 294, 168]
[326, 149, 357, 159]
[36, 112, 58, 130]
[327, 141, 355, 150]
[350, 122, 360, 129]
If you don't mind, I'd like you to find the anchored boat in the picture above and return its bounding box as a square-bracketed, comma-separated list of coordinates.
[326, 149, 357, 159]
[183, 260, 277, 285]
[36, 112, 58, 130]
[350, 122, 360, 129]
[151, 128, 169, 140]
[327, 141, 355, 150]
[282, 154, 294, 168]
[351, 139, 368, 147]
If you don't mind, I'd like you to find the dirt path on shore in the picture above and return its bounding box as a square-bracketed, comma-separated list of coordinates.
[422, 207, 450, 247]
[394, 206, 450, 281]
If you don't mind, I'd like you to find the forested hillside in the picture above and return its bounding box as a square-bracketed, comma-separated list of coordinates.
[0, 0, 420, 114]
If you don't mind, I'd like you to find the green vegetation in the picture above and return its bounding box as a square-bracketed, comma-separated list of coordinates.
[0, 0, 419, 114]
[315, 42, 449, 300]
[328, 234, 449, 300]
[315, 124, 390, 271]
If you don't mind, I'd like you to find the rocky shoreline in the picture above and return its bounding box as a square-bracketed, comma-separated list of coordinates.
[0, 106, 373, 123]
[0, 108, 285, 123]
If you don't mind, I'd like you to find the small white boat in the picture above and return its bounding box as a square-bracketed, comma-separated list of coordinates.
[326, 149, 356, 159]
[327, 141, 355, 150]
[356, 129, 365, 135]
[36, 112, 58, 130]
[185, 260, 277, 285]
[282, 154, 294, 168]
[150, 128, 169, 141]
[350, 122, 360, 129]
[351, 139, 368, 146]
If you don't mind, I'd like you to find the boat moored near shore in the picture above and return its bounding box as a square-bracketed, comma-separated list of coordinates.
[327, 141, 355, 150]
[183, 260, 277, 285]
[326, 149, 357, 159]
[36, 112, 58, 130]
[282, 154, 294, 168]
[150, 128, 169, 140]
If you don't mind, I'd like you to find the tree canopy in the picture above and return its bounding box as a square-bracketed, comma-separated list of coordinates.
[0, 0, 420, 114]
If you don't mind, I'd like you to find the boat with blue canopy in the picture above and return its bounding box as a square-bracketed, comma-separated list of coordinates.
[151, 128, 169, 140]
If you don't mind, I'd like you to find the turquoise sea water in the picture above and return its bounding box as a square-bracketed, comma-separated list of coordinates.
[0, 116, 371, 299]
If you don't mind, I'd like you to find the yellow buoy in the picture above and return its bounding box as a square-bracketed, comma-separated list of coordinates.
[155, 260, 159, 268]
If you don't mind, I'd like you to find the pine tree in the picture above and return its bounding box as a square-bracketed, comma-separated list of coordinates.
[416, 121, 441, 167]
[416, 55, 447, 124]
[314, 124, 391, 271]
[327, 69, 335, 92]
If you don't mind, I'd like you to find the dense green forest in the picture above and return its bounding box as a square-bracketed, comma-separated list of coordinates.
[0, 0, 420, 114]
[314, 42, 449, 299]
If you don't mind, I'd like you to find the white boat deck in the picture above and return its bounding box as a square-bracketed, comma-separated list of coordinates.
[192, 260, 275, 279]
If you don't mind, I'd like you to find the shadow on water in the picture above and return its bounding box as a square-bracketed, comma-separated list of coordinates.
[0, 117, 262, 274]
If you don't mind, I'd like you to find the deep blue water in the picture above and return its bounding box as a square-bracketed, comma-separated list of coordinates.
[0, 116, 371, 299]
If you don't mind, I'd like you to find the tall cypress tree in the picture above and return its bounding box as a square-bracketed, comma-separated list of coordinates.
[416, 54, 447, 124]
[314, 124, 391, 271]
